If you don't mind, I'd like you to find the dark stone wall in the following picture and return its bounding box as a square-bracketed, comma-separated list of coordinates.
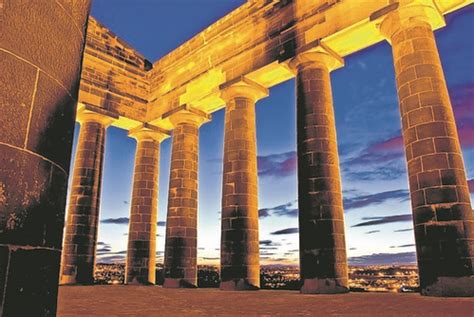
[0, 0, 91, 315]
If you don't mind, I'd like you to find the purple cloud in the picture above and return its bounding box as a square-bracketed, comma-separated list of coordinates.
[342, 133, 406, 181]
[258, 151, 296, 178]
[366, 135, 404, 153]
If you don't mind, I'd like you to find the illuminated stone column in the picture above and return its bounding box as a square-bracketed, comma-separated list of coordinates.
[60, 106, 116, 285]
[290, 50, 349, 294]
[381, 2, 474, 297]
[219, 79, 268, 291]
[0, 1, 90, 314]
[163, 107, 210, 288]
[126, 124, 169, 285]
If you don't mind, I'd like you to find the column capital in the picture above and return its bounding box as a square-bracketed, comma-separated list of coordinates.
[379, 0, 445, 40]
[76, 103, 118, 127]
[162, 104, 211, 128]
[289, 45, 344, 73]
[128, 123, 171, 143]
[219, 77, 269, 103]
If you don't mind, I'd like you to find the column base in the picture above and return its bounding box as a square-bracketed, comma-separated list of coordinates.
[422, 276, 474, 297]
[220, 279, 259, 291]
[163, 278, 197, 288]
[300, 278, 349, 294]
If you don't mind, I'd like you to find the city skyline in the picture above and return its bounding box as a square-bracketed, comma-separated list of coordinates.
[74, 1, 474, 266]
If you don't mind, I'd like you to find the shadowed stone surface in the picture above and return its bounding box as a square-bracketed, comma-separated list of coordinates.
[0, 0, 90, 315]
[219, 81, 267, 290]
[57, 286, 474, 316]
[291, 51, 349, 294]
[382, 3, 474, 297]
[61, 109, 115, 285]
[126, 126, 168, 285]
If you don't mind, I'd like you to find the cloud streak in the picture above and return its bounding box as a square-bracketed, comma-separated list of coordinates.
[101, 217, 167, 226]
[352, 214, 413, 227]
[101, 217, 129, 225]
[348, 252, 416, 266]
[259, 201, 298, 218]
[394, 228, 413, 233]
[270, 228, 299, 235]
[390, 244, 415, 248]
[365, 230, 380, 234]
[344, 190, 409, 210]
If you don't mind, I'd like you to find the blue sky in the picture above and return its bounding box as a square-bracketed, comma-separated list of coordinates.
[71, 1, 474, 266]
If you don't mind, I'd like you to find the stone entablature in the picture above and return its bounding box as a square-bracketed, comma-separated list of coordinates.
[79, 0, 470, 131]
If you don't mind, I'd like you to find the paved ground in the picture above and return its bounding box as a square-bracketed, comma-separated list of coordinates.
[57, 286, 474, 316]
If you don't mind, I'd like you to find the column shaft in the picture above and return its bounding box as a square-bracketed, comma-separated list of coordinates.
[220, 95, 260, 290]
[60, 120, 107, 285]
[164, 122, 200, 288]
[126, 139, 160, 284]
[384, 13, 474, 296]
[293, 54, 349, 294]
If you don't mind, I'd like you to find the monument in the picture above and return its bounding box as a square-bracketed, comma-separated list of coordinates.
[1, 0, 473, 315]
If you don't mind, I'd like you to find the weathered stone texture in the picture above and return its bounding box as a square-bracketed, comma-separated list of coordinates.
[60, 116, 109, 286]
[292, 52, 348, 294]
[79, 17, 151, 124]
[126, 128, 167, 285]
[220, 84, 264, 290]
[383, 10, 474, 296]
[163, 117, 202, 288]
[146, 0, 473, 123]
[0, 0, 90, 315]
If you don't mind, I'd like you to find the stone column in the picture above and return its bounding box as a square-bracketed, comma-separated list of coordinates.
[381, 2, 474, 297]
[60, 106, 116, 285]
[163, 108, 209, 288]
[219, 79, 268, 290]
[289, 50, 349, 294]
[0, 1, 90, 315]
[126, 124, 169, 285]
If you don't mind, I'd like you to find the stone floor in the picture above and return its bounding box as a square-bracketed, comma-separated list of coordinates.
[57, 286, 474, 316]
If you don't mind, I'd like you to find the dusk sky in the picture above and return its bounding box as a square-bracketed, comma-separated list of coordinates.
[69, 1, 474, 266]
